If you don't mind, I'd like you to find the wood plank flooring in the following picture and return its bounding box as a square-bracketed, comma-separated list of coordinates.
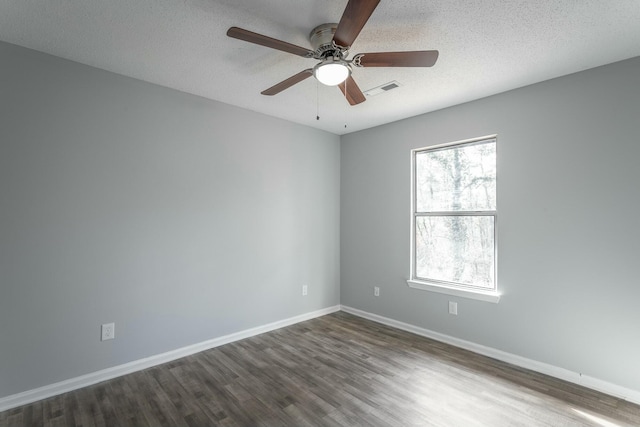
[2, 311, 640, 426]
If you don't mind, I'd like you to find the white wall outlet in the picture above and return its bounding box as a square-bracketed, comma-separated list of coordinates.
[374, 286, 380, 297]
[302, 285, 308, 296]
[101, 323, 115, 341]
[448, 301, 458, 315]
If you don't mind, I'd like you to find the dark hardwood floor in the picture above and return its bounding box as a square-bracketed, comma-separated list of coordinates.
[2, 311, 639, 426]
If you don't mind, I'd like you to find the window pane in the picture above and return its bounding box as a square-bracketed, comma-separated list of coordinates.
[415, 215, 495, 289]
[416, 141, 496, 212]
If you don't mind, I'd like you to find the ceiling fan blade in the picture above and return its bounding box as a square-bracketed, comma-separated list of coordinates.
[333, 0, 381, 48]
[354, 50, 439, 67]
[261, 69, 313, 96]
[227, 27, 314, 58]
[338, 76, 366, 105]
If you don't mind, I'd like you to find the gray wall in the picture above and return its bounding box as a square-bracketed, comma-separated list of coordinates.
[0, 41, 340, 398]
[341, 57, 640, 391]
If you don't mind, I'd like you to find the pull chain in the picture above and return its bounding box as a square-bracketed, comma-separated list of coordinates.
[344, 78, 348, 129]
[316, 81, 320, 121]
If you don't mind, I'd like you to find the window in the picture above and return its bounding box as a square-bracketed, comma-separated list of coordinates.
[408, 136, 499, 302]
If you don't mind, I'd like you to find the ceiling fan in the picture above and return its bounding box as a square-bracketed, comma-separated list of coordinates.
[226, 0, 438, 106]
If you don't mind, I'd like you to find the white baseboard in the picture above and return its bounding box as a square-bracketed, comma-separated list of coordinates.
[0, 305, 341, 412]
[340, 305, 640, 406]
[4, 304, 638, 413]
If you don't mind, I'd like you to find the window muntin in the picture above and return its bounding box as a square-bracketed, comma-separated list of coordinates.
[412, 137, 497, 291]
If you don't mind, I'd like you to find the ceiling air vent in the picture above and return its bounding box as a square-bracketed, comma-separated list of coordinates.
[363, 81, 402, 97]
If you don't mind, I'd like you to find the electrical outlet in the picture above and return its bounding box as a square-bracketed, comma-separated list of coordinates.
[101, 323, 115, 341]
[302, 285, 308, 296]
[448, 301, 458, 315]
[374, 286, 380, 297]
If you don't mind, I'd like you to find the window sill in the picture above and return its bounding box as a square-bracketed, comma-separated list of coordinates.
[406, 279, 501, 303]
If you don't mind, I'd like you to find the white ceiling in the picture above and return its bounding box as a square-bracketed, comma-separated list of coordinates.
[1, 0, 639, 135]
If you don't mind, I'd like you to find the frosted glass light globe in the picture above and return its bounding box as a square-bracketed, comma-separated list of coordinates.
[314, 60, 351, 86]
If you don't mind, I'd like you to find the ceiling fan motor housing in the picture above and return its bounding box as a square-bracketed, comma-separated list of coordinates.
[309, 23, 344, 59]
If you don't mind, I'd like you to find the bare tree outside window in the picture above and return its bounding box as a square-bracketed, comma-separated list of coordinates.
[412, 137, 497, 290]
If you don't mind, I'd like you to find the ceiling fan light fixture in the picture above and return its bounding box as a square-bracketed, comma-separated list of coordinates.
[313, 58, 351, 86]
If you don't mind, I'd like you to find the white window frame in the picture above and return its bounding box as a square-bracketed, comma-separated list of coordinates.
[407, 135, 500, 303]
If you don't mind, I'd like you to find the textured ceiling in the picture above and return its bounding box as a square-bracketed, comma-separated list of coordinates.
[1, 0, 639, 135]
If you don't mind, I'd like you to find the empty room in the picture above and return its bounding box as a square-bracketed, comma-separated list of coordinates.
[1, 0, 640, 426]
